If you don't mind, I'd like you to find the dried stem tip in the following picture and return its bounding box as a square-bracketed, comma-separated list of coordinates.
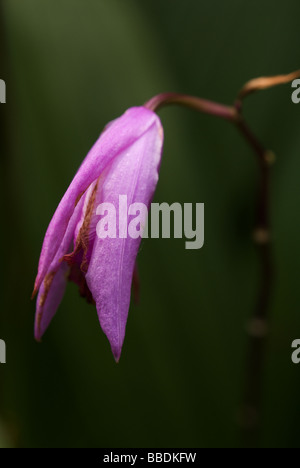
[237, 70, 300, 101]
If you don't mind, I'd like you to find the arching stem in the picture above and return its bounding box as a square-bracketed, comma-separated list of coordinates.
[145, 89, 275, 447]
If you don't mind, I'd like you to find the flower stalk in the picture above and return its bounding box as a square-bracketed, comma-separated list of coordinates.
[234, 99, 274, 448]
[33, 69, 299, 444]
[145, 93, 238, 121]
[146, 72, 299, 447]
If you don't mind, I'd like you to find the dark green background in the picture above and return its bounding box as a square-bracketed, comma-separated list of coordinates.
[1, 0, 300, 448]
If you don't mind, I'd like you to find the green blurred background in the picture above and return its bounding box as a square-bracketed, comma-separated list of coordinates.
[1, 0, 300, 448]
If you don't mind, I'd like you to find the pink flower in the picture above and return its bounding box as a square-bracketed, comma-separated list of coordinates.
[33, 107, 164, 361]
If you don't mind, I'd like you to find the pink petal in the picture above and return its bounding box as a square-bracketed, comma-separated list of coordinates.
[34, 193, 86, 340]
[35, 262, 69, 341]
[33, 107, 159, 296]
[86, 111, 164, 361]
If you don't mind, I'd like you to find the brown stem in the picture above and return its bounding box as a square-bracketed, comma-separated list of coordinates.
[235, 116, 274, 447]
[145, 93, 238, 121]
[147, 91, 275, 447]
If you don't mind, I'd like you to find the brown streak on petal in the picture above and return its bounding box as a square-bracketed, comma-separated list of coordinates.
[63, 252, 78, 267]
[39, 271, 56, 309]
[75, 190, 86, 207]
[79, 179, 99, 272]
[65, 179, 100, 274]
[31, 286, 38, 300]
[35, 271, 56, 338]
[62, 179, 100, 305]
